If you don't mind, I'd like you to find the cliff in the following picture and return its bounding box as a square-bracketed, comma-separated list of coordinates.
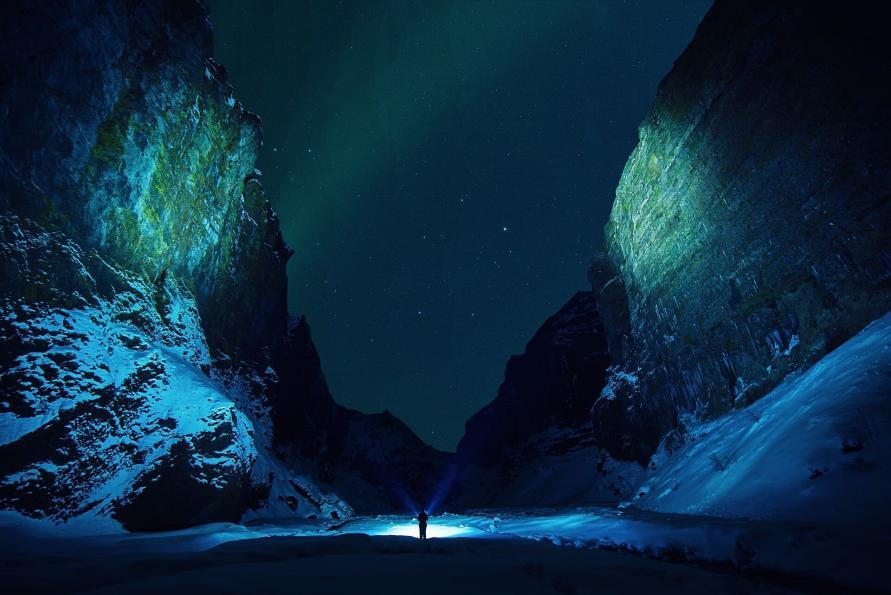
[452, 0, 891, 514]
[602, 0, 891, 463]
[0, 0, 289, 360]
[458, 292, 609, 466]
[0, 0, 445, 531]
[452, 293, 643, 508]
[270, 316, 455, 514]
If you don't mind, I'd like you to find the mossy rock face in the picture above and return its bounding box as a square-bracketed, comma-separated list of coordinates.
[0, 0, 287, 359]
[1, 0, 435, 529]
[0, 0, 349, 527]
[600, 0, 891, 462]
[83, 67, 256, 286]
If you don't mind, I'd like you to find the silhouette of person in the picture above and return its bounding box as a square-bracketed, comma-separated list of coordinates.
[418, 510, 429, 539]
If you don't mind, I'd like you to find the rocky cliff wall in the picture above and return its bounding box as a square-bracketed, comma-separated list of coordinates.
[457, 292, 609, 468]
[0, 0, 445, 530]
[451, 0, 891, 510]
[270, 316, 455, 514]
[602, 0, 891, 463]
[0, 213, 260, 530]
[0, 0, 347, 530]
[451, 293, 643, 508]
[0, 0, 288, 359]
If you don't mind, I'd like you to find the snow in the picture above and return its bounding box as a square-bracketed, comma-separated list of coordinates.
[636, 309, 891, 527]
[456, 426, 645, 508]
[598, 366, 639, 401]
[0, 532, 805, 595]
[0, 254, 257, 528]
[384, 522, 474, 538]
[0, 411, 47, 447]
[0, 507, 879, 593]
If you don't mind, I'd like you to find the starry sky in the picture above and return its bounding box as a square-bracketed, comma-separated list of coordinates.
[206, 0, 712, 451]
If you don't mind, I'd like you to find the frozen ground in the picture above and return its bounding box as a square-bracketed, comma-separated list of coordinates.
[0, 508, 882, 594]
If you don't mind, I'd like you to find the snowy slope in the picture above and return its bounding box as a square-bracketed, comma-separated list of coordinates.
[0, 523, 807, 595]
[634, 308, 891, 527]
[0, 215, 256, 531]
[0, 215, 349, 531]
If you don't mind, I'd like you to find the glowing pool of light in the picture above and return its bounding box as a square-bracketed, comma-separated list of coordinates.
[384, 523, 471, 538]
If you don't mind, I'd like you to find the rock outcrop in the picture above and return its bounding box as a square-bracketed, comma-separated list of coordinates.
[0, 0, 289, 361]
[458, 292, 609, 466]
[270, 316, 455, 514]
[602, 0, 891, 464]
[0, 214, 259, 530]
[0, 0, 445, 530]
[452, 293, 643, 508]
[452, 0, 891, 511]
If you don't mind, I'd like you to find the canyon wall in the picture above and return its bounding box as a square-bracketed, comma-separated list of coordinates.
[0, 0, 289, 360]
[0, 0, 445, 530]
[454, 0, 891, 509]
[602, 0, 891, 463]
[453, 293, 643, 508]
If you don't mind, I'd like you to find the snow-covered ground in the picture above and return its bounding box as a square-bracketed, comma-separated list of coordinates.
[1, 506, 884, 593]
[0, 510, 813, 595]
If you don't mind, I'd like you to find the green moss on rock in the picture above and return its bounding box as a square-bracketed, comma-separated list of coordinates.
[601, 1, 891, 461]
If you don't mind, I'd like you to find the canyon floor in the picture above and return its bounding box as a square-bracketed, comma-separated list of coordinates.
[1, 509, 877, 594]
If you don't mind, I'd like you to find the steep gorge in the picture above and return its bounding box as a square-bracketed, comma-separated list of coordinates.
[4, 0, 891, 537]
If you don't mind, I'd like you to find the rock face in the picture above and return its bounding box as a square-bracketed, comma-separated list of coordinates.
[270, 317, 454, 514]
[0, 214, 258, 530]
[602, 0, 891, 464]
[0, 0, 444, 530]
[0, 0, 288, 360]
[458, 292, 609, 466]
[452, 293, 644, 508]
[452, 0, 891, 511]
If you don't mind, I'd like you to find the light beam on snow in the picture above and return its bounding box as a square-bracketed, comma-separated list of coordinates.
[384, 523, 470, 538]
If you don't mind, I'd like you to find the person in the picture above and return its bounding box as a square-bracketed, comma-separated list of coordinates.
[418, 509, 429, 539]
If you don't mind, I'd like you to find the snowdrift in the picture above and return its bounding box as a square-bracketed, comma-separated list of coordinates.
[636, 308, 891, 528]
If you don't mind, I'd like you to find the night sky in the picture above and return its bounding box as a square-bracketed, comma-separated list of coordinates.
[206, 0, 711, 451]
